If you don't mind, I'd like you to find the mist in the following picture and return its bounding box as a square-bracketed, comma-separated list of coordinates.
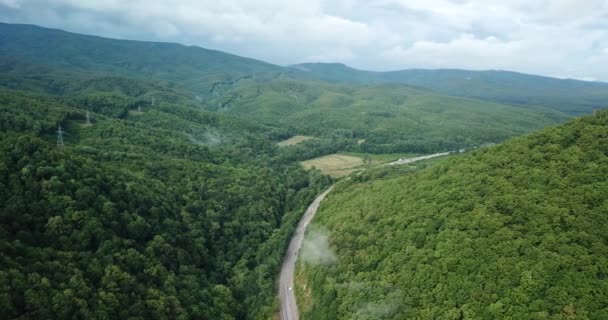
[301, 228, 336, 265]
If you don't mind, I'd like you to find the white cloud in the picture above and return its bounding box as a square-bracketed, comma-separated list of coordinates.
[1, 0, 607, 80]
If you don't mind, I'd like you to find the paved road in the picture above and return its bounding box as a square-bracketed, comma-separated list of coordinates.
[278, 150, 466, 319]
[279, 187, 333, 320]
[386, 151, 452, 166]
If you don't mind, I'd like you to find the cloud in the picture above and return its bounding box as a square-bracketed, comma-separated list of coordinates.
[0, 0, 20, 8]
[301, 228, 336, 265]
[1, 0, 607, 80]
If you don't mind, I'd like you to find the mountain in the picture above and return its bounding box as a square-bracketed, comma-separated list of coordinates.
[0, 22, 604, 319]
[0, 82, 332, 319]
[293, 62, 608, 115]
[298, 110, 608, 319]
[0, 23, 572, 156]
[0, 23, 285, 94]
[211, 78, 568, 154]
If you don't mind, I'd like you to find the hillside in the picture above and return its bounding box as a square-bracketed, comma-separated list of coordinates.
[0, 23, 572, 158]
[293, 63, 608, 115]
[0, 23, 285, 94]
[207, 78, 568, 154]
[1, 22, 606, 320]
[0, 84, 332, 319]
[298, 111, 608, 319]
[3, 23, 608, 117]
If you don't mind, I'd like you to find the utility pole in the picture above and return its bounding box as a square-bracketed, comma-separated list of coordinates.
[57, 125, 64, 146]
[86, 111, 91, 125]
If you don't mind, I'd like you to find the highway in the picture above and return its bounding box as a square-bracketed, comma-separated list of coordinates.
[386, 151, 451, 165]
[278, 150, 461, 319]
[279, 187, 333, 320]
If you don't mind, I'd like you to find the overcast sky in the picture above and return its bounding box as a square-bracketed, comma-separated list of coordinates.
[1, 0, 608, 81]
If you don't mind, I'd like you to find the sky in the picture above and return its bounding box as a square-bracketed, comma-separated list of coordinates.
[1, 0, 608, 81]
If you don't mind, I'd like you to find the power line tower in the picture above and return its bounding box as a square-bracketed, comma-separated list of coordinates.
[57, 125, 64, 146]
[86, 111, 91, 125]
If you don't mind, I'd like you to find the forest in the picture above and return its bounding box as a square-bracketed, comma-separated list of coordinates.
[1, 22, 607, 320]
[2, 23, 593, 157]
[0, 85, 333, 319]
[298, 111, 608, 319]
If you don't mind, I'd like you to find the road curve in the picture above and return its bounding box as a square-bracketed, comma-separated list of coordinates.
[279, 187, 333, 320]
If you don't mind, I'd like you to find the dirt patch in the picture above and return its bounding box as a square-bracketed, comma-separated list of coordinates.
[277, 135, 314, 147]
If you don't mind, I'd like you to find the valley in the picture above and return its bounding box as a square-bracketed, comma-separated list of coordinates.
[296, 111, 608, 319]
[0, 22, 606, 320]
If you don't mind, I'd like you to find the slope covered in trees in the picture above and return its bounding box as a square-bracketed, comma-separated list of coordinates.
[1, 22, 606, 320]
[4, 23, 608, 116]
[0, 23, 572, 157]
[293, 63, 608, 115]
[299, 111, 608, 319]
[212, 78, 567, 154]
[0, 85, 332, 319]
[0, 23, 284, 94]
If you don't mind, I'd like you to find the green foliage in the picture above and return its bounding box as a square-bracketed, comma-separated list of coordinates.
[218, 79, 569, 154]
[300, 111, 608, 319]
[1, 22, 606, 320]
[293, 63, 608, 115]
[0, 23, 283, 95]
[0, 86, 332, 319]
[0, 23, 575, 158]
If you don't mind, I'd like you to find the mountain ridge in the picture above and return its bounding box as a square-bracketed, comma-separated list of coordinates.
[1, 22, 607, 115]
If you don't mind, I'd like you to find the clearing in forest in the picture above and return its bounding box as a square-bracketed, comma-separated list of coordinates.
[277, 135, 314, 146]
[301, 154, 364, 177]
[301, 152, 420, 177]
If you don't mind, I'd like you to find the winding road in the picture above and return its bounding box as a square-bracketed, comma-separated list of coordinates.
[278, 151, 459, 319]
[279, 187, 333, 320]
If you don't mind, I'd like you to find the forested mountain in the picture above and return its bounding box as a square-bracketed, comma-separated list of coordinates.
[298, 111, 608, 319]
[293, 63, 608, 114]
[0, 22, 606, 320]
[3, 23, 608, 117]
[0, 23, 573, 156]
[0, 83, 332, 319]
[209, 78, 567, 154]
[0, 23, 285, 94]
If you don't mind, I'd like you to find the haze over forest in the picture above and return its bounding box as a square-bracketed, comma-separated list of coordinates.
[2, 0, 608, 81]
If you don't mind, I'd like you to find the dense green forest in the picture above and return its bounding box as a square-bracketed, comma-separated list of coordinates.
[207, 79, 567, 154]
[292, 63, 608, 115]
[3, 23, 608, 117]
[298, 111, 608, 319]
[0, 23, 574, 157]
[1, 22, 607, 320]
[0, 85, 332, 319]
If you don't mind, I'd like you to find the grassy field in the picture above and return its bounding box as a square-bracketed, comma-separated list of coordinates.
[301, 152, 422, 177]
[301, 154, 364, 177]
[277, 135, 314, 147]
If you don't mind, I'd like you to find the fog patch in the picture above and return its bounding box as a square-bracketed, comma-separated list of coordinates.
[354, 289, 402, 320]
[301, 228, 336, 265]
[353, 302, 398, 319]
[185, 129, 226, 146]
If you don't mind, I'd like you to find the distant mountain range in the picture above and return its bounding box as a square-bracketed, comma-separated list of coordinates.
[292, 62, 608, 115]
[1, 22, 607, 115]
[1, 21, 607, 320]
